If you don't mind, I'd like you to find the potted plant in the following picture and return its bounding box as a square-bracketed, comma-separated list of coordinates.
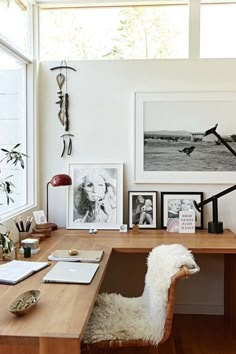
[0, 143, 28, 205]
[0, 230, 15, 260]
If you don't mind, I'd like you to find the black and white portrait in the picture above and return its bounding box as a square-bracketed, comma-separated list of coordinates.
[67, 163, 123, 230]
[128, 191, 157, 229]
[73, 168, 117, 223]
[167, 199, 195, 219]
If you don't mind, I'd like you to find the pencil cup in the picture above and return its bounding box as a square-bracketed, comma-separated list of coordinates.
[19, 232, 32, 245]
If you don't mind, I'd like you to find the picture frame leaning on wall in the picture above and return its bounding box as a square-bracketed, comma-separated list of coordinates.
[134, 91, 236, 184]
[128, 191, 157, 229]
[66, 162, 123, 230]
[161, 191, 204, 229]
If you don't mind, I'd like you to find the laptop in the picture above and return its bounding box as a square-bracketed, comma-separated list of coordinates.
[43, 261, 99, 284]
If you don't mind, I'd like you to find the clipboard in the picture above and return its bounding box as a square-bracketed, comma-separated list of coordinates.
[48, 250, 103, 263]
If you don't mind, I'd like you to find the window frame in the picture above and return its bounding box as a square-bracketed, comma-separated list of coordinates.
[0, 1, 37, 223]
[38, 1, 190, 60]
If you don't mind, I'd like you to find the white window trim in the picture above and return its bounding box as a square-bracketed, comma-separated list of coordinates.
[189, 0, 200, 59]
[0, 2, 38, 224]
[36, 1, 188, 8]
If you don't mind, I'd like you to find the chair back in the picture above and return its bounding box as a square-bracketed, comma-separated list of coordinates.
[142, 244, 200, 344]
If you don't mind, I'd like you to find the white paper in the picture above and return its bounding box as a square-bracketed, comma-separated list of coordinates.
[179, 210, 195, 233]
[0, 260, 49, 284]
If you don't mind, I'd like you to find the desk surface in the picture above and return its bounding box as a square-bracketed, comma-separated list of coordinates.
[0, 228, 236, 354]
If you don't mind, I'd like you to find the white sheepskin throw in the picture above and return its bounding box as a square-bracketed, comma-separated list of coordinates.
[83, 244, 198, 345]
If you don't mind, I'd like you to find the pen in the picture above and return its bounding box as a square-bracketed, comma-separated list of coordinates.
[18, 216, 25, 232]
[26, 216, 33, 232]
[13, 218, 21, 232]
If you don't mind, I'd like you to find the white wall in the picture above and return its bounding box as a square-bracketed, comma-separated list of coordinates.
[39, 59, 236, 314]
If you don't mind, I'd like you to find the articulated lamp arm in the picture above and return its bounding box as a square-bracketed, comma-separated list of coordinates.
[194, 124, 236, 234]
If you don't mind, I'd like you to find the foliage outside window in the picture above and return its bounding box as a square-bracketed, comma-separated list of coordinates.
[0, 0, 32, 57]
[39, 5, 189, 60]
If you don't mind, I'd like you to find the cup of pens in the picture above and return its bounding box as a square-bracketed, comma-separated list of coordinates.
[14, 216, 33, 245]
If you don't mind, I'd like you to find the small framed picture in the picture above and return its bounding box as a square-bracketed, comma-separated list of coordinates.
[161, 192, 204, 229]
[128, 191, 157, 229]
[33, 210, 47, 225]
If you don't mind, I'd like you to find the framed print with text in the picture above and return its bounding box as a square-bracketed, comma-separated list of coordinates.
[161, 191, 203, 229]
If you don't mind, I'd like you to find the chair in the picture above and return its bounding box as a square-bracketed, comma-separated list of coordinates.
[82, 244, 200, 354]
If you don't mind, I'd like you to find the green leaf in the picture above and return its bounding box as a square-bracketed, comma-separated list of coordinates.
[20, 158, 24, 169]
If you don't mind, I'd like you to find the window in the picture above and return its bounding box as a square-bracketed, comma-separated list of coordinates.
[0, 0, 34, 220]
[0, 50, 27, 213]
[0, 0, 32, 57]
[201, 2, 236, 58]
[39, 4, 189, 60]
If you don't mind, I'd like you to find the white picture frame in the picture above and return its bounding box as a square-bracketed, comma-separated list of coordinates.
[66, 162, 123, 230]
[134, 91, 236, 183]
[33, 210, 47, 225]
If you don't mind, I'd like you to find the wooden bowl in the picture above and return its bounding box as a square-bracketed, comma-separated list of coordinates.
[31, 233, 46, 241]
[9, 290, 40, 316]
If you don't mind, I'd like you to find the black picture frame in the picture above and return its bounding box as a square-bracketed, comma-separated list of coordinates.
[128, 191, 157, 229]
[161, 191, 204, 229]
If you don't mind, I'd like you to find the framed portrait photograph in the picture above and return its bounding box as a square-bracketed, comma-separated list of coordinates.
[161, 192, 204, 229]
[128, 191, 157, 229]
[135, 91, 236, 184]
[66, 162, 123, 230]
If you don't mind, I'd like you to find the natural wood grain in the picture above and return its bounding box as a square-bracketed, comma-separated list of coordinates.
[173, 314, 236, 354]
[0, 228, 236, 354]
[57, 228, 236, 254]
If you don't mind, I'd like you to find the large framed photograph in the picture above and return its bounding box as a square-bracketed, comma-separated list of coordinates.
[128, 191, 157, 229]
[135, 91, 236, 183]
[161, 192, 204, 229]
[67, 163, 123, 229]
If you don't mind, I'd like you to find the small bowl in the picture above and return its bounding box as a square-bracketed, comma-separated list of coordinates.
[9, 290, 40, 316]
[31, 233, 46, 241]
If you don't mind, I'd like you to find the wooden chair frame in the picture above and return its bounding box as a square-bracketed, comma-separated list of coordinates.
[82, 265, 198, 354]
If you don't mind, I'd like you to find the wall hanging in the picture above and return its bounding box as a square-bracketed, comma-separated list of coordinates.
[50, 61, 76, 157]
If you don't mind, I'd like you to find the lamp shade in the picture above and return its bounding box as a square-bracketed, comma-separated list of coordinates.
[46, 174, 72, 230]
[49, 174, 72, 187]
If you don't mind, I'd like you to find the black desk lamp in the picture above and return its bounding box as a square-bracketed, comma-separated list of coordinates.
[193, 124, 236, 234]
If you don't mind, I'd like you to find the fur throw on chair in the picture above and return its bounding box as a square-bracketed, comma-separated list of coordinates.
[83, 244, 198, 345]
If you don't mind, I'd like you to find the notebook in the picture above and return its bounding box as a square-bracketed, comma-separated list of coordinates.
[43, 261, 99, 284]
[0, 260, 49, 285]
[48, 250, 103, 263]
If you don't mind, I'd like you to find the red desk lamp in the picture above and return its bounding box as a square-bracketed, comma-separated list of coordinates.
[46, 174, 72, 230]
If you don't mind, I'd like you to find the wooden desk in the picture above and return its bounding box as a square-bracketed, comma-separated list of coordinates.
[0, 229, 236, 354]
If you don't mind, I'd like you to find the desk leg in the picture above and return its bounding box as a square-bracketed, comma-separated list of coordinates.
[40, 337, 80, 354]
[224, 254, 236, 331]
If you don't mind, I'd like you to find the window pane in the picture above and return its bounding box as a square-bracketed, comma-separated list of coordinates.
[0, 49, 27, 216]
[0, 0, 31, 56]
[39, 5, 188, 60]
[201, 3, 236, 58]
